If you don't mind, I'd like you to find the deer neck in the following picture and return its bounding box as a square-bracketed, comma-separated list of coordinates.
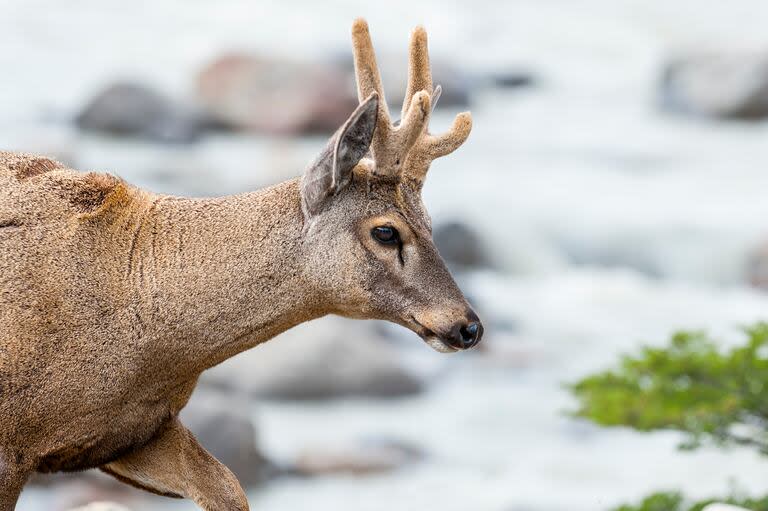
[134, 178, 323, 371]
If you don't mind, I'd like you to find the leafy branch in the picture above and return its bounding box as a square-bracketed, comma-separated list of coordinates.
[569, 324, 768, 454]
[569, 323, 768, 510]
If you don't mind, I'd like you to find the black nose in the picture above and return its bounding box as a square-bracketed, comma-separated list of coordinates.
[445, 317, 484, 350]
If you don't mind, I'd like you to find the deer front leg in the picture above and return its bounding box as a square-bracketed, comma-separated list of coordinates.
[100, 418, 249, 511]
[0, 453, 31, 511]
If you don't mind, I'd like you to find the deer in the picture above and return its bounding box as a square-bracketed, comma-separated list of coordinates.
[0, 18, 482, 511]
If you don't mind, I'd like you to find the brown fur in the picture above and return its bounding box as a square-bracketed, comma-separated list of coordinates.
[7, 154, 62, 180]
[0, 20, 479, 511]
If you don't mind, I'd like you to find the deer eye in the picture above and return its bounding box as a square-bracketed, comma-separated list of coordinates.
[371, 226, 399, 245]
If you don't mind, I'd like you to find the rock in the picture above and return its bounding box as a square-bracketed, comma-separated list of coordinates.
[196, 53, 358, 134]
[488, 69, 536, 89]
[433, 220, 491, 270]
[332, 52, 471, 109]
[293, 437, 424, 476]
[200, 317, 423, 400]
[67, 503, 132, 511]
[76, 82, 209, 143]
[747, 240, 768, 290]
[195, 51, 473, 135]
[659, 52, 768, 119]
[179, 388, 271, 487]
[702, 505, 754, 511]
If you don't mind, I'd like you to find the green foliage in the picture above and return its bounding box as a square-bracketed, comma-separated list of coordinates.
[571, 323, 768, 510]
[569, 323, 768, 453]
[609, 490, 768, 511]
[611, 491, 684, 511]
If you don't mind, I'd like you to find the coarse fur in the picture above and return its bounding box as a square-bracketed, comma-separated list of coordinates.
[0, 19, 480, 510]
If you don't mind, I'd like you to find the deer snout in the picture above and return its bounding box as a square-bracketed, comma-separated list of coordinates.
[443, 311, 484, 350]
[412, 309, 483, 352]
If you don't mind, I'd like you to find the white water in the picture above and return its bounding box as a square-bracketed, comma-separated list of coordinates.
[6, 1, 768, 509]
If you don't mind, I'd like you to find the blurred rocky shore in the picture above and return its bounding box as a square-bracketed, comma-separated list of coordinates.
[73, 51, 532, 143]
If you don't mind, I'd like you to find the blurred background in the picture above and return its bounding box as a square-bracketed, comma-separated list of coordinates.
[5, 1, 768, 510]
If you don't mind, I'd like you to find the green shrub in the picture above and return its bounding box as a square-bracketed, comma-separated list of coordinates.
[609, 490, 768, 511]
[570, 324, 768, 453]
[569, 323, 768, 510]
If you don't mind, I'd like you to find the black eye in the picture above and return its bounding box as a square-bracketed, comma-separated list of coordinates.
[371, 226, 399, 245]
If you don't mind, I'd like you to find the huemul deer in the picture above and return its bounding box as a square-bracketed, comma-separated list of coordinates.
[0, 19, 482, 510]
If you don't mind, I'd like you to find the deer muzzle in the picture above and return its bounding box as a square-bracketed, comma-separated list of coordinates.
[412, 310, 484, 353]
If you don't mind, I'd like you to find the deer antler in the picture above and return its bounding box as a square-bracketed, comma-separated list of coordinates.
[351, 19, 472, 184]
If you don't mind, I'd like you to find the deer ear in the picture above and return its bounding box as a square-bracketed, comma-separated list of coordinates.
[301, 93, 378, 218]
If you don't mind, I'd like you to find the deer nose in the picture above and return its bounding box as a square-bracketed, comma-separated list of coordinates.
[445, 315, 483, 350]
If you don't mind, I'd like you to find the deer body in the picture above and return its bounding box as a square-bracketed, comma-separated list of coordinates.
[0, 20, 482, 510]
[1, 161, 317, 504]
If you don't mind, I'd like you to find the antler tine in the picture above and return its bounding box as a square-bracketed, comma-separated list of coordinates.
[397, 89, 431, 153]
[351, 19, 391, 139]
[349, 20, 470, 182]
[402, 25, 434, 120]
[425, 111, 472, 159]
[404, 111, 473, 183]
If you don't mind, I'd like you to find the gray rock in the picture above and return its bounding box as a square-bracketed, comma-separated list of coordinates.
[660, 52, 768, 119]
[293, 437, 424, 476]
[76, 82, 209, 143]
[433, 220, 491, 270]
[200, 317, 422, 400]
[179, 388, 271, 487]
[489, 69, 536, 89]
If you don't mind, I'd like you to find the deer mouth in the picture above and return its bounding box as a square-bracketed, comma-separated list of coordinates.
[410, 316, 459, 353]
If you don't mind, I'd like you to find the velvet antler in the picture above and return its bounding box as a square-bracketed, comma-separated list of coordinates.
[351, 19, 472, 184]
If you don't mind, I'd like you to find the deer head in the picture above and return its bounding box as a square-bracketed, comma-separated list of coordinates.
[298, 19, 482, 352]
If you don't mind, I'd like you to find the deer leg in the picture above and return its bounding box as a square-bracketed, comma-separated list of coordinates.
[0, 453, 31, 511]
[100, 418, 249, 511]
